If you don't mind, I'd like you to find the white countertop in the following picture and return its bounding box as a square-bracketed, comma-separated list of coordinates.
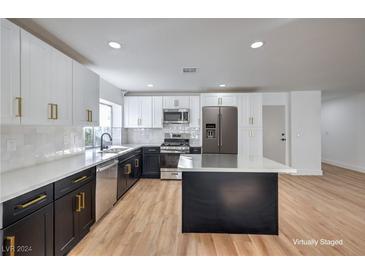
[0, 144, 160, 203]
[178, 154, 297, 174]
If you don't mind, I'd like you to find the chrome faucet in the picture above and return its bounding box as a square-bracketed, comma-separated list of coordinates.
[100, 132, 112, 151]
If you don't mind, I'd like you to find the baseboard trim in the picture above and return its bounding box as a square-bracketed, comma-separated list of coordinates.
[291, 169, 323, 176]
[322, 159, 365, 173]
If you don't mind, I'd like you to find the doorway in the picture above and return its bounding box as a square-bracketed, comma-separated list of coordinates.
[263, 105, 286, 164]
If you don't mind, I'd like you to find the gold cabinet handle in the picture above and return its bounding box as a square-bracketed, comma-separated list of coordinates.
[73, 175, 88, 183]
[48, 103, 53, 119]
[75, 194, 82, 212]
[124, 164, 132, 175]
[6, 236, 15, 256]
[15, 97, 22, 117]
[86, 109, 93, 122]
[90, 110, 92, 122]
[16, 194, 47, 209]
[80, 192, 85, 209]
[53, 104, 58, 120]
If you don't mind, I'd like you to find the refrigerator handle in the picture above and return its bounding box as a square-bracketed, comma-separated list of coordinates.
[218, 112, 223, 147]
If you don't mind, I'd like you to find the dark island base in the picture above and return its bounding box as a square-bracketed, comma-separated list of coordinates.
[182, 172, 278, 235]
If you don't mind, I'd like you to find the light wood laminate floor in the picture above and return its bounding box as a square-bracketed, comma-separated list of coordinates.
[69, 164, 365, 256]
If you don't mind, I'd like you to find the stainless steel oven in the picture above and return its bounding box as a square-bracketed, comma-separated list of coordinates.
[163, 109, 189, 124]
[160, 133, 190, 180]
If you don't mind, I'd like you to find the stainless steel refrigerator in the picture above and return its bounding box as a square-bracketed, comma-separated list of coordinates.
[202, 106, 238, 154]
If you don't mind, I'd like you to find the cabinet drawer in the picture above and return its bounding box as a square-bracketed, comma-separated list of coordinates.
[190, 147, 202, 154]
[3, 184, 53, 228]
[54, 167, 96, 200]
[143, 147, 160, 154]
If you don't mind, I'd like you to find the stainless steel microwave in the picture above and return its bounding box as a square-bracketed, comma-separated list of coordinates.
[163, 109, 190, 124]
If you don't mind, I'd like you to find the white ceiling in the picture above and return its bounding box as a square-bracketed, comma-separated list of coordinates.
[19, 18, 365, 93]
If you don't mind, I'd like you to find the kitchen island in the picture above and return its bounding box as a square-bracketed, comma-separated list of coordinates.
[178, 154, 296, 235]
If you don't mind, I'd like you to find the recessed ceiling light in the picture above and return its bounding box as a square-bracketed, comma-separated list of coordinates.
[147, 84, 154, 88]
[108, 41, 121, 49]
[219, 84, 226, 87]
[250, 41, 264, 49]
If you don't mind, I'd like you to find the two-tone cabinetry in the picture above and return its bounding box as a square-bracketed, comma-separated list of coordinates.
[0, 19, 99, 126]
[1, 167, 96, 256]
[124, 96, 200, 128]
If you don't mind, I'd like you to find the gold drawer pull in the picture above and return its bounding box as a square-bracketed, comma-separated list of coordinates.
[124, 164, 132, 175]
[17, 194, 47, 209]
[80, 192, 85, 209]
[73, 175, 88, 183]
[75, 194, 82, 212]
[6, 236, 15, 256]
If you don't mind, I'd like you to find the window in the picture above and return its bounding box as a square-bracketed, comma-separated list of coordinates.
[84, 100, 122, 148]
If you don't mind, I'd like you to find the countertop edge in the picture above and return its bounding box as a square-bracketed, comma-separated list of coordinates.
[0, 144, 159, 203]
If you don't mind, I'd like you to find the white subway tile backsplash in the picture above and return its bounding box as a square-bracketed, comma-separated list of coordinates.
[0, 125, 85, 173]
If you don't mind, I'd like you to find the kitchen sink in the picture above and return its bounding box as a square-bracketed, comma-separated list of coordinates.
[99, 146, 130, 154]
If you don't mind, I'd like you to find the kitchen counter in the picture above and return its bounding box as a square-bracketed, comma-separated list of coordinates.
[0, 144, 160, 203]
[178, 154, 297, 174]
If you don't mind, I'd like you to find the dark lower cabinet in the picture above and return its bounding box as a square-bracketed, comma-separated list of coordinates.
[54, 175, 95, 256]
[142, 147, 160, 178]
[2, 203, 53, 256]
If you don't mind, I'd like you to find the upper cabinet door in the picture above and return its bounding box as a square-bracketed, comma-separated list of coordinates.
[163, 96, 190, 109]
[124, 96, 141, 128]
[139, 97, 153, 128]
[189, 96, 200, 127]
[1, 19, 21, 125]
[201, 93, 237, 107]
[21, 29, 52, 125]
[152, 96, 163, 128]
[73, 61, 100, 126]
[50, 48, 73, 126]
[249, 93, 262, 127]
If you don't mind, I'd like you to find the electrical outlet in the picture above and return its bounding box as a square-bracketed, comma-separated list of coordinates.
[7, 140, 17, 152]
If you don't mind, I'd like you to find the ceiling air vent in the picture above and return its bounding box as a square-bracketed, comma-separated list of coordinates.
[182, 67, 198, 73]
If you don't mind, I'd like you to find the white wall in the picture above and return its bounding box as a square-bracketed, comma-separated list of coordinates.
[100, 78, 123, 105]
[290, 91, 322, 175]
[321, 92, 365, 173]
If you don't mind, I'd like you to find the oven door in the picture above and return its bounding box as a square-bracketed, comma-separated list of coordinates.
[160, 152, 181, 169]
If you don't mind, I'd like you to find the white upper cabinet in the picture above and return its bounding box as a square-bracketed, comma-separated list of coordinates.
[124, 96, 153, 128]
[49, 48, 73, 126]
[201, 93, 237, 107]
[238, 93, 262, 128]
[72, 61, 100, 127]
[163, 96, 190, 109]
[189, 96, 200, 127]
[1, 19, 21, 125]
[21, 29, 52, 125]
[152, 96, 163, 128]
[20, 29, 73, 125]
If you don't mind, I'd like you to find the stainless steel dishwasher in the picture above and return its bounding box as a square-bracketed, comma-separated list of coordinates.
[96, 159, 118, 222]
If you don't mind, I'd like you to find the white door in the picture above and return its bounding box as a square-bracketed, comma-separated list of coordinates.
[21, 29, 52, 125]
[238, 94, 250, 127]
[189, 96, 200, 127]
[1, 19, 21, 125]
[239, 128, 263, 157]
[124, 97, 141, 128]
[50, 48, 73, 126]
[263, 105, 286, 164]
[152, 96, 163, 128]
[140, 97, 153, 128]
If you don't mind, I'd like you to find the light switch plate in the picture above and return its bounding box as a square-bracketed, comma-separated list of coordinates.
[7, 139, 17, 152]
